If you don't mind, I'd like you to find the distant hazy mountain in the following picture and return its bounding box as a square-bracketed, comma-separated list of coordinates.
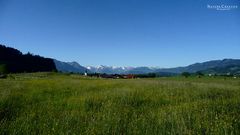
[54, 60, 88, 73]
[86, 59, 240, 74]
[126, 67, 157, 74]
[86, 66, 161, 74]
[86, 65, 134, 74]
[3, 44, 240, 75]
[157, 59, 240, 73]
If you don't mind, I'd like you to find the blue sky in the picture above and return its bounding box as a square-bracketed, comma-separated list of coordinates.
[0, 0, 239, 67]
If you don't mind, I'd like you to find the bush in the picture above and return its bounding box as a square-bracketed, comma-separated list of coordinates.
[196, 71, 204, 78]
[0, 64, 8, 74]
[181, 72, 191, 78]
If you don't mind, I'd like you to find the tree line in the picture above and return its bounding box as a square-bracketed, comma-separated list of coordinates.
[0, 44, 56, 74]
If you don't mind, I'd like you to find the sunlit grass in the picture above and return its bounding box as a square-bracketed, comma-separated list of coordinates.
[0, 73, 240, 134]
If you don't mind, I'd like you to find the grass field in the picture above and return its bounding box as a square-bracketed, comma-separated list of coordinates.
[0, 73, 240, 134]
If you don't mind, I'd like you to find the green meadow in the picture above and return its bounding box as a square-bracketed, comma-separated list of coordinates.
[0, 73, 240, 134]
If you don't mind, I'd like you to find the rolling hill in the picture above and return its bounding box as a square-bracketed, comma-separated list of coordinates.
[200, 65, 240, 75]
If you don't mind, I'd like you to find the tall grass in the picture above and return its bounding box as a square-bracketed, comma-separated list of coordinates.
[0, 73, 240, 134]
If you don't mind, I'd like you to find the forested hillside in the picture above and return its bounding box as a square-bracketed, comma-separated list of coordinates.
[0, 44, 56, 73]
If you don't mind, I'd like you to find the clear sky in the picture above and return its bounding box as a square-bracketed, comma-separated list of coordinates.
[0, 0, 239, 67]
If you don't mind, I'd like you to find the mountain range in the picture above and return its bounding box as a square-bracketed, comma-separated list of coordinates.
[200, 65, 240, 75]
[54, 59, 89, 73]
[1, 44, 240, 75]
[155, 59, 240, 74]
[56, 59, 240, 75]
